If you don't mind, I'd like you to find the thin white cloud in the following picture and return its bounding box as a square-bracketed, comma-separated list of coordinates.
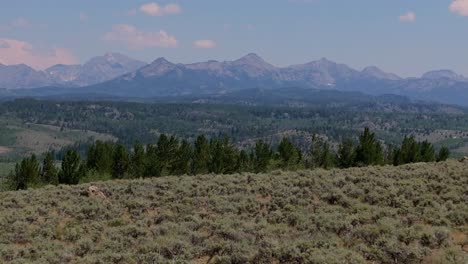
[139, 2, 182, 16]
[193, 40, 217, 49]
[103, 24, 178, 49]
[450, 0, 468, 16]
[399, 12, 416, 22]
[79, 12, 89, 22]
[0, 38, 77, 70]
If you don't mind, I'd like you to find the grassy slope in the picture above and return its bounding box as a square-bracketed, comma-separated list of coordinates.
[0, 118, 116, 160]
[0, 162, 467, 263]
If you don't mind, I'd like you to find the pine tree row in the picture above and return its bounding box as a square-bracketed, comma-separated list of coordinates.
[8, 128, 450, 190]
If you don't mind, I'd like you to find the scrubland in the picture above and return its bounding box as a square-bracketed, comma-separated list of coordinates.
[0, 161, 467, 263]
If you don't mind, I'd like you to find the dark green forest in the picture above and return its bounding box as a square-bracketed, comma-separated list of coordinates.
[1, 99, 468, 148]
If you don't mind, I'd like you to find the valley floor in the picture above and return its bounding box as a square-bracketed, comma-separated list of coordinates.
[0, 162, 467, 263]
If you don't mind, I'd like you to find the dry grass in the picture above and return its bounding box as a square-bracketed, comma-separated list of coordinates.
[0, 161, 467, 263]
[0, 118, 116, 158]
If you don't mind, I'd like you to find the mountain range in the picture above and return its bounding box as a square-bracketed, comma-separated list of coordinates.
[0, 53, 145, 89]
[1, 53, 468, 106]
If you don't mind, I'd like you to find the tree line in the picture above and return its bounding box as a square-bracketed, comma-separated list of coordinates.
[7, 128, 450, 190]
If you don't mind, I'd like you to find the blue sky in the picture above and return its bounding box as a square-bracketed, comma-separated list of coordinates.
[0, 0, 467, 77]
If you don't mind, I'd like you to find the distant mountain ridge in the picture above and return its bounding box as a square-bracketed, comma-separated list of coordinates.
[87, 54, 405, 96]
[1, 53, 468, 106]
[0, 53, 146, 89]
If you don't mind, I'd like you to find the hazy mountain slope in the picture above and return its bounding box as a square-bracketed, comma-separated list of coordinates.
[67, 53, 146, 86]
[0, 64, 52, 89]
[45, 64, 82, 83]
[0, 53, 146, 89]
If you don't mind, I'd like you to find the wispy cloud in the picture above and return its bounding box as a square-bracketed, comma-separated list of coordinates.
[449, 0, 468, 16]
[139, 2, 182, 16]
[0, 38, 77, 70]
[103, 24, 178, 49]
[399, 12, 416, 23]
[193, 40, 217, 49]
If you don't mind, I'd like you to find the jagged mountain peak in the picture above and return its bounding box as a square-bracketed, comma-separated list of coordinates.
[150, 57, 174, 66]
[237, 53, 263, 61]
[140, 57, 177, 78]
[232, 53, 276, 70]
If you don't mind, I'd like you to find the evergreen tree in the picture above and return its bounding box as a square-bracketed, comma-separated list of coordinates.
[155, 134, 179, 176]
[307, 135, 334, 169]
[355, 128, 384, 166]
[12, 163, 26, 190]
[237, 149, 251, 172]
[308, 135, 324, 169]
[209, 138, 224, 174]
[253, 140, 272, 173]
[41, 151, 58, 185]
[10, 154, 40, 190]
[86, 141, 114, 174]
[192, 135, 210, 175]
[319, 142, 334, 169]
[419, 140, 435, 162]
[59, 150, 84, 184]
[337, 138, 355, 168]
[393, 148, 403, 166]
[385, 144, 395, 165]
[130, 142, 146, 178]
[436, 147, 450, 162]
[112, 144, 130, 179]
[145, 144, 160, 177]
[400, 136, 420, 164]
[278, 137, 300, 169]
[172, 140, 193, 175]
[375, 143, 384, 165]
[220, 137, 239, 174]
[166, 136, 180, 173]
[208, 136, 239, 174]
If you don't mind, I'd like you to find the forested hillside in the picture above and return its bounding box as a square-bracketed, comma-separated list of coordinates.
[1, 98, 467, 154]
